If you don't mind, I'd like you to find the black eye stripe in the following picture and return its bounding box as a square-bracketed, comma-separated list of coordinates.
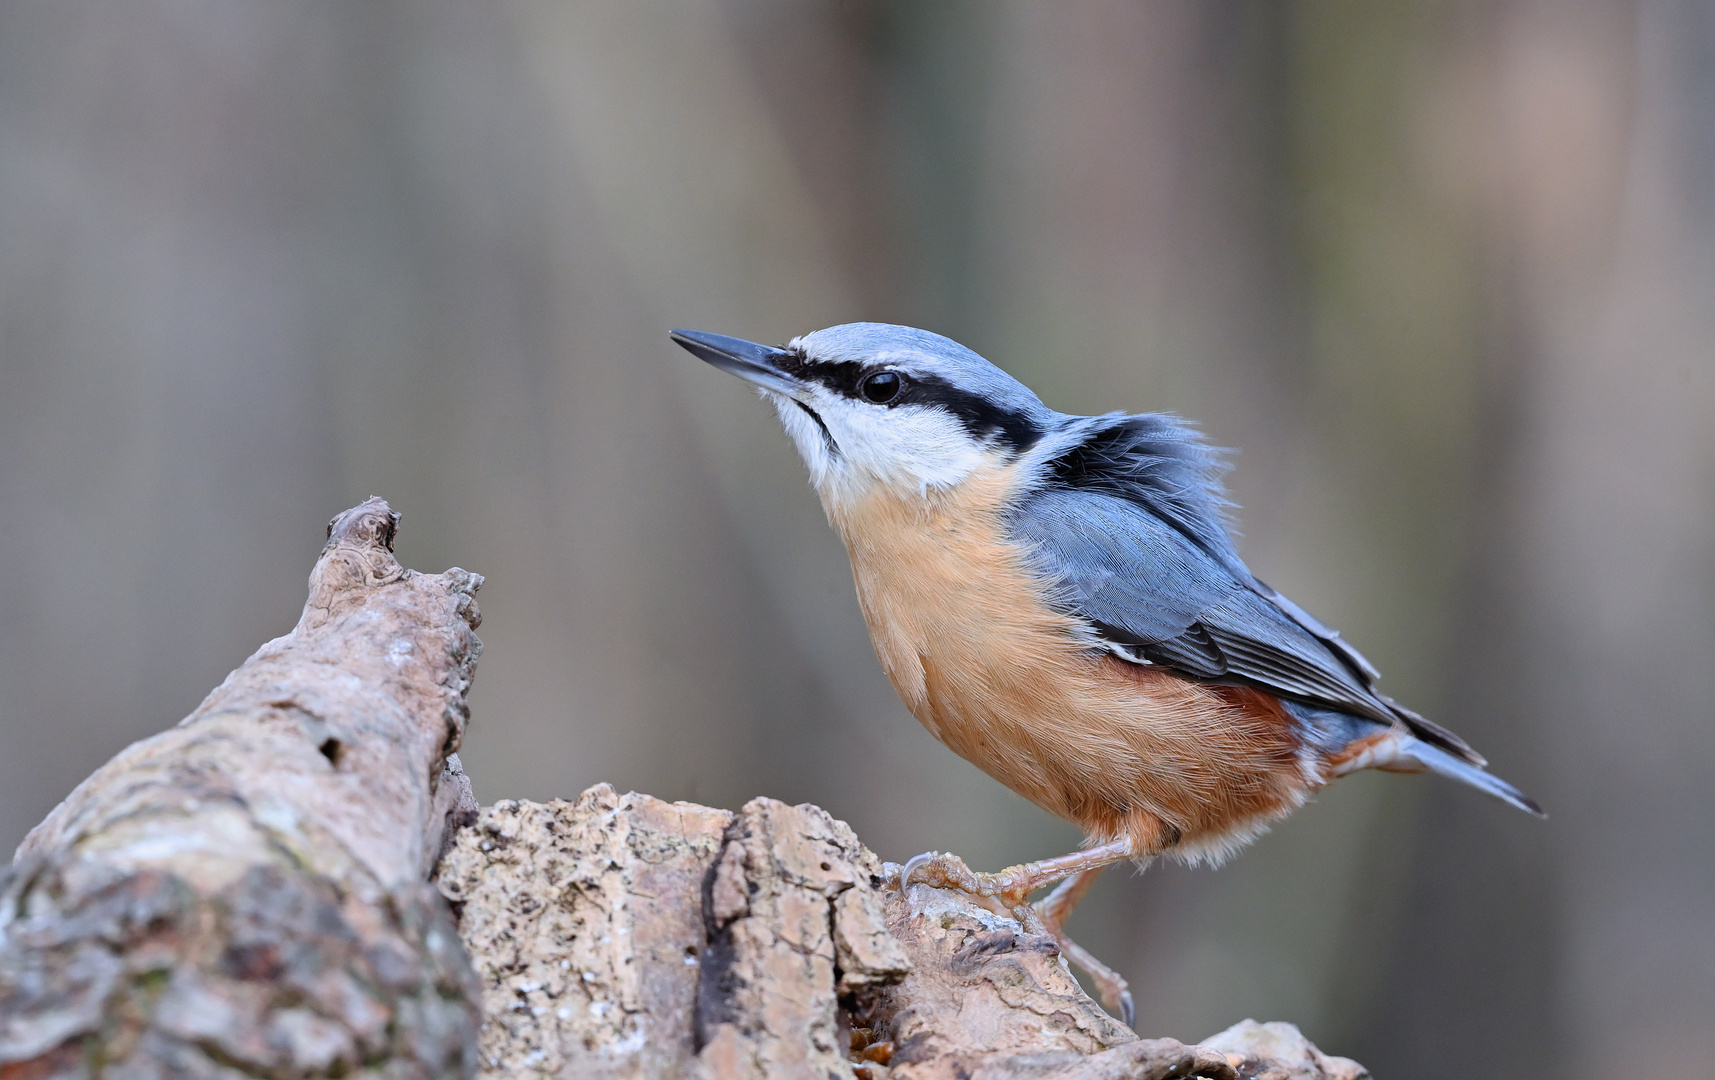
[781, 349, 1041, 454]
[905, 374, 1041, 453]
[775, 352, 867, 396]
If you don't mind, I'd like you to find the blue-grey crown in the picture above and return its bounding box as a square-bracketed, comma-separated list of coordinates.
[794, 323, 1053, 451]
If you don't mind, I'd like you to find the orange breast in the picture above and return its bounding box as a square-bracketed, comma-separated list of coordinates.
[825, 462, 1316, 860]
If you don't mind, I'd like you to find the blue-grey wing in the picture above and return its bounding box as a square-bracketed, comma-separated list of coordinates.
[1009, 488, 1398, 726]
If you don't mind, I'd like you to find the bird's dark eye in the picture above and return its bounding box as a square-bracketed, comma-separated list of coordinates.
[860, 370, 904, 404]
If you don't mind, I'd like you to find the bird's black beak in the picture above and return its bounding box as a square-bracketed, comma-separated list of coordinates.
[670, 329, 802, 396]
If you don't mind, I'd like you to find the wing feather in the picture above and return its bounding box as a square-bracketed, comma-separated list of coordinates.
[1011, 482, 1478, 758]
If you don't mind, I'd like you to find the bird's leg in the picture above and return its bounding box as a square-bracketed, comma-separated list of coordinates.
[1032, 864, 1103, 929]
[898, 837, 1134, 910]
[1030, 868, 1134, 1028]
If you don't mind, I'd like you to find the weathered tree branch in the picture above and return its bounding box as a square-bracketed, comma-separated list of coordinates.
[2, 499, 1368, 1080]
[0, 498, 483, 1078]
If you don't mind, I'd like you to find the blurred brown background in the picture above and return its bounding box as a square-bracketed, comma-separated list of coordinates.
[1, 2, 1711, 1076]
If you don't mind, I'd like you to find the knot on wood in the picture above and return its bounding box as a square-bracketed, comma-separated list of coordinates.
[325, 496, 400, 551]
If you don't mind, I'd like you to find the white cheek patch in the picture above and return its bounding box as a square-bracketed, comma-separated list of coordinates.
[831, 401, 988, 489]
[765, 388, 991, 505]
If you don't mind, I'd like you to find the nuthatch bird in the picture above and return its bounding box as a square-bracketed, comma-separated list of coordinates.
[671, 322, 1542, 1024]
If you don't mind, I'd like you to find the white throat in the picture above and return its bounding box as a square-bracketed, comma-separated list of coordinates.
[765, 389, 991, 509]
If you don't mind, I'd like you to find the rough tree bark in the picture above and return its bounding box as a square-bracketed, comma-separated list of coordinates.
[438, 790, 1366, 1080]
[1, 499, 1368, 1080]
[0, 498, 484, 1078]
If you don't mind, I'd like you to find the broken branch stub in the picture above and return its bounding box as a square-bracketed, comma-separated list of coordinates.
[0, 497, 484, 1079]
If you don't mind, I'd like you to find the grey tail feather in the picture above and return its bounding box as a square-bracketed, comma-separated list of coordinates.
[1402, 737, 1546, 818]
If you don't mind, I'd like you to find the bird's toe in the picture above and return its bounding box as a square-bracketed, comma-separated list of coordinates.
[897, 849, 991, 894]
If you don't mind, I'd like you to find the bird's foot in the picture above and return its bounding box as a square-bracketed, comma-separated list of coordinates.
[896, 842, 1138, 1028]
[897, 837, 1135, 906]
[898, 850, 1036, 907]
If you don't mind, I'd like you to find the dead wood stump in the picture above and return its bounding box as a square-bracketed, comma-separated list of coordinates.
[437, 789, 1367, 1080]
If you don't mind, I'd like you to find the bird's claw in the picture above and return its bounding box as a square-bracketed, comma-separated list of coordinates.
[900, 849, 981, 892]
[898, 850, 944, 891]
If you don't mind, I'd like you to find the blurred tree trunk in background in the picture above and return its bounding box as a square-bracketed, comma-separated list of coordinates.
[1354, 2, 1715, 1075]
[0, 4, 1710, 1077]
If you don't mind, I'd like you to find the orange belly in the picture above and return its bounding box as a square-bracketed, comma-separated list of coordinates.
[826, 461, 1317, 863]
